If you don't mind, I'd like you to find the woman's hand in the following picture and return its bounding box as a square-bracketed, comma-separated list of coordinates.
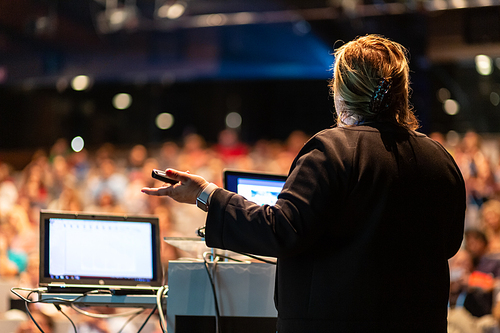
[141, 168, 210, 204]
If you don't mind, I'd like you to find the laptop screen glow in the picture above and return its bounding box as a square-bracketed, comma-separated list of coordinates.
[236, 178, 285, 206]
[48, 218, 153, 281]
[224, 170, 287, 206]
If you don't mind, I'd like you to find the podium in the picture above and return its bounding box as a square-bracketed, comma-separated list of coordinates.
[166, 260, 277, 333]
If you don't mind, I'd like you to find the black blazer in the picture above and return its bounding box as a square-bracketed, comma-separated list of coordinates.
[206, 123, 466, 333]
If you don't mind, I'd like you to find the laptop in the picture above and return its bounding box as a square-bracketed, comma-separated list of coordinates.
[223, 169, 287, 206]
[39, 210, 163, 295]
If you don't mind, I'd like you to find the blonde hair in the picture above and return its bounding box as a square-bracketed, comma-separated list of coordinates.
[330, 34, 419, 130]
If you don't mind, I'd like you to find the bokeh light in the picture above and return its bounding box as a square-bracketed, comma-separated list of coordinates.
[112, 93, 132, 110]
[71, 75, 91, 91]
[443, 99, 460, 115]
[71, 136, 85, 152]
[491, 92, 500, 106]
[158, 3, 186, 19]
[226, 112, 242, 129]
[475, 55, 493, 76]
[156, 113, 175, 130]
[436, 88, 451, 103]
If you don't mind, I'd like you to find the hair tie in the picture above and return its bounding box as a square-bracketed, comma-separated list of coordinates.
[370, 78, 392, 114]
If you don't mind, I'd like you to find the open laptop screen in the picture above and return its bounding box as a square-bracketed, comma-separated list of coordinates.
[39, 211, 162, 290]
[223, 170, 287, 206]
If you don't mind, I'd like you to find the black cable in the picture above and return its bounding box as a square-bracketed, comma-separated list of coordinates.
[54, 304, 78, 333]
[137, 305, 158, 333]
[24, 300, 45, 333]
[22, 290, 107, 333]
[117, 308, 145, 333]
[214, 254, 245, 263]
[203, 254, 221, 333]
[16, 288, 159, 333]
[18, 288, 131, 333]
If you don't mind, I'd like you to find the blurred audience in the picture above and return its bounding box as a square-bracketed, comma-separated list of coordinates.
[448, 249, 498, 333]
[12, 129, 500, 331]
[0, 130, 309, 331]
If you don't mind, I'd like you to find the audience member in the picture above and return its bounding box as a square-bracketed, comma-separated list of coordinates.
[157, 141, 180, 170]
[213, 128, 249, 166]
[86, 158, 128, 209]
[154, 205, 180, 277]
[47, 155, 77, 202]
[19, 162, 49, 211]
[123, 170, 150, 215]
[67, 148, 91, 186]
[47, 183, 83, 212]
[0, 162, 18, 220]
[6, 205, 38, 256]
[0, 206, 34, 276]
[141, 157, 160, 189]
[480, 200, 500, 254]
[465, 229, 489, 266]
[177, 133, 210, 173]
[127, 144, 148, 175]
[455, 131, 490, 229]
[0, 224, 21, 277]
[17, 253, 39, 291]
[449, 249, 474, 309]
[465, 229, 500, 276]
[87, 190, 125, 214]
[48, 138, 70, 162]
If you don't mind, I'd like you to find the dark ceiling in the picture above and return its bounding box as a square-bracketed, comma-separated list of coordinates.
[4, 0, 494, 86]
[1, 0, 500, 154]
[3, 0, 499, 86]
[0, 0, 333, 52]
[0, 0, 345, 85]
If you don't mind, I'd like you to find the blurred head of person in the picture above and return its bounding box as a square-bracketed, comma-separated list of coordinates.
[481, 199, 500, 233]
[129, 144, 148, 168]
[465, 228, 488, 265]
